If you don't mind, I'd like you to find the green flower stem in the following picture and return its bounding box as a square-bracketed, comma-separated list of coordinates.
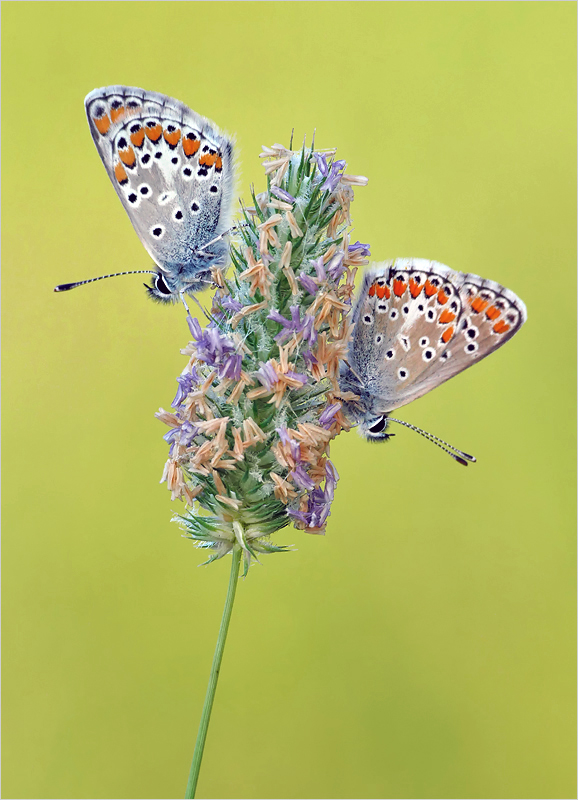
[185, 546, 242, 799]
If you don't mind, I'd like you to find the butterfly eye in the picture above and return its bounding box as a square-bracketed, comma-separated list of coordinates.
[368, 417, 386, 434]
[155, 274, 172, 295]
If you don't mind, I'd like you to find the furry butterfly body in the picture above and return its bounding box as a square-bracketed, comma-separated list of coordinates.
[339, 259, 527, 441]
[83, 86, 235, 302]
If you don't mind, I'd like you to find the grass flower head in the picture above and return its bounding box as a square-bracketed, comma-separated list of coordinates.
[156, 141, 368, 574]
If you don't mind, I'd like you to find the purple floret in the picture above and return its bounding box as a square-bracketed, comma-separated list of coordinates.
[318, 403, 341, 429]
[349, 241, 371, 257]
[287, 460, 340, 529]
[271, 186, 296, 204]
[267, 305, 317, 345]
[187, 316, 241, 379]
[171, 367, 200, 408]
[298, 272, 319, 295]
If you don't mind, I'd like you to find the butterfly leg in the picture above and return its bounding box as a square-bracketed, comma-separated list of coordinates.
[179, 290, 191, 315]
[195, 223, 251, 258]
[181, 289, 213, 322]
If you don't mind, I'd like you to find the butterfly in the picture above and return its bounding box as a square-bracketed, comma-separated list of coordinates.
[339, 258, 527, 463]
[55, 86, 235, 303]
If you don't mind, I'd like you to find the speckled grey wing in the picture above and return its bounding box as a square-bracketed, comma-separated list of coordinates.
[85, 86, 235, 287]
[348, 258, 526, 414]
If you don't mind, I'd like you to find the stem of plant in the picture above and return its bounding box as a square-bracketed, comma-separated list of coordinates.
[185, 546, 242, 799]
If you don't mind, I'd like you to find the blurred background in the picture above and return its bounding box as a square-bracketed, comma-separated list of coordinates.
[2, 3, 575, 798]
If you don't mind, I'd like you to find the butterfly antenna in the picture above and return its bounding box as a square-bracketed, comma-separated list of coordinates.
[289, 128, 295, 150]
[388, 417, 477, 467]
[54, 270, 156, 292]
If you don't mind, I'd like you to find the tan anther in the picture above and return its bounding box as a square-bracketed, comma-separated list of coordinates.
[271, 472, 298, 503]
[216, 495, 242, 510]
[321, 245, 338, 266]
[212, 469, 227, 496]
[262, 158, 288, 174]
[258, 214, 283, 231]
[155, 408, 182, 427]
[239, 257, 273, 298]
[230, 301, 268, 329]
[279, 241, 292, 270]
[267, 200, 293, 211]
[232, 427, 245, 460]
[286, 210, 303, 238]
[182, 484, 203, 504]
[271, 160, 289, 186]
[341, 174, 369, 186]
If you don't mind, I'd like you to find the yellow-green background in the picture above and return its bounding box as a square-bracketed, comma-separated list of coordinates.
[2, 3, 575, 798]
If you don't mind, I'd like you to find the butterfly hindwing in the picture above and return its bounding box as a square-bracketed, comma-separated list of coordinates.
[85, 86, 235, 294]
[348, 259, 526, 414]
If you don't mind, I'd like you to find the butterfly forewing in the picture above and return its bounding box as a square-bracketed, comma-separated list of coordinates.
[348, 259, 526, 413]
[85, 86, 235, 290]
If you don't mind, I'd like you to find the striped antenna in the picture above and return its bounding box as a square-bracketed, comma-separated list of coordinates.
[54, 270, 156, 292]
[388, 417, 477, 467]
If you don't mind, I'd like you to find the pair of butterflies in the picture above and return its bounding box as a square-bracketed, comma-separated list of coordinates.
[56, 85, 527, 455]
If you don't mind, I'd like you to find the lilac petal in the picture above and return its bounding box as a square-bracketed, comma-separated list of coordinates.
[172, 370, 198, 408]
[327, 252, 345, 282]
[286, 370, 307, 386]
[276, 427, 291, 445]
[163, 428, 179, 444]
[289, 438, 301, 463]
[301, 315, 317, 346]
[271, 186, 296, 204]
[312, 257, 326, 282]
[187, 315, 202, 339]
[267, 309, 290, 326]
[291, 465, 315, 491]
[349, 241, 371, 257]
[321, 160, 347, 192]
[287, 508, 308, 523]
[220, 354, 242, 380]
[289, 305, 301, 325]
[221, 295, 243, 313]
[257, 361, 278, 389]
[303, 349, 318, 367]
[299, 272, 318, 294]
[313, 152, 329, 177]
[318, 403, 341, 429]
[326, 459, 340, 485]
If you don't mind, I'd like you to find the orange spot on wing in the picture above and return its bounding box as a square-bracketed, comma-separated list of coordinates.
[438, 309, 456, 324]
[130, 127, 145, 147]
[376, 285, 389, 299]
[485, 305, 500, 320]
[368, 283, 376, 297]
[114, 162, 128, 184]
[215, 155, 223, 171]
[437, 289, 449, 304]
[183, 137, 200, 156]
[145, 123, 163, 142]
[393, 279, 407, 297]
[424, 280, 437, 297]
[409, 279, 422, 298]
[110, 105, 125, 123]
[119, 146, 136, 167]
[164, 128, 181, 146]
[442, 326, 454, 343]
[493, 320, 510, 334]
[94, 114, 111, 135]
[199, 153, 217, 167]
[471, 296, 489, 313]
